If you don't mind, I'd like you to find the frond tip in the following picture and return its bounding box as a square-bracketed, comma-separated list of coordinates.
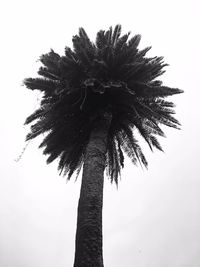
[23, 25, 183, 184]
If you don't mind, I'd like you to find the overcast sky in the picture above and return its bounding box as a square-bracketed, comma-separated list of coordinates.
[1, 0, 200, 266]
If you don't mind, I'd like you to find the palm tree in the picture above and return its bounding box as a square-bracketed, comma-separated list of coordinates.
[23, 25, 183, 267]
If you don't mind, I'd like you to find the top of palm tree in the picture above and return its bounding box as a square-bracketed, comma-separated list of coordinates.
[24, 24, 183, 184]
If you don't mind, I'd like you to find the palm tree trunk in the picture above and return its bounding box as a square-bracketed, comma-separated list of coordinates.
[73, 112, 112, 267]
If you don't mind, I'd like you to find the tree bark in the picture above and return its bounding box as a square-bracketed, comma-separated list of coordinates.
[73, 112, 112, 267]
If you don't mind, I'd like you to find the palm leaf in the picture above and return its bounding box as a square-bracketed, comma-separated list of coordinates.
[23, 25, 183, 183]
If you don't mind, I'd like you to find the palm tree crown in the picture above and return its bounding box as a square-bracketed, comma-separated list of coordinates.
[24, 25, 183, 184]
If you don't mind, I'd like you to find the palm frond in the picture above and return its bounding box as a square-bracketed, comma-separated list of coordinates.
[24, 25, 183, 183]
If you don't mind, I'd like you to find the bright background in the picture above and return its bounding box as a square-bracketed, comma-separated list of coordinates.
[1, 0, 200, 266]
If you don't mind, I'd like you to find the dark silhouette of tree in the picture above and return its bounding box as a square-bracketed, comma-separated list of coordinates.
[23, 25, 183, 267]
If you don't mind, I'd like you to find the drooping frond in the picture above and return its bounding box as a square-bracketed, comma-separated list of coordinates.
[24, 25, 183, 183]
[106, 136, 121, 185]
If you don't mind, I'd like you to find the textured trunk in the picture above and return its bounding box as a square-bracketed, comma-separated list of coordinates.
[73, 113, 112, 267]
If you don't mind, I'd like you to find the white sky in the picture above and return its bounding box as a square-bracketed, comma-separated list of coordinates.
[1, 0, 200, 266]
